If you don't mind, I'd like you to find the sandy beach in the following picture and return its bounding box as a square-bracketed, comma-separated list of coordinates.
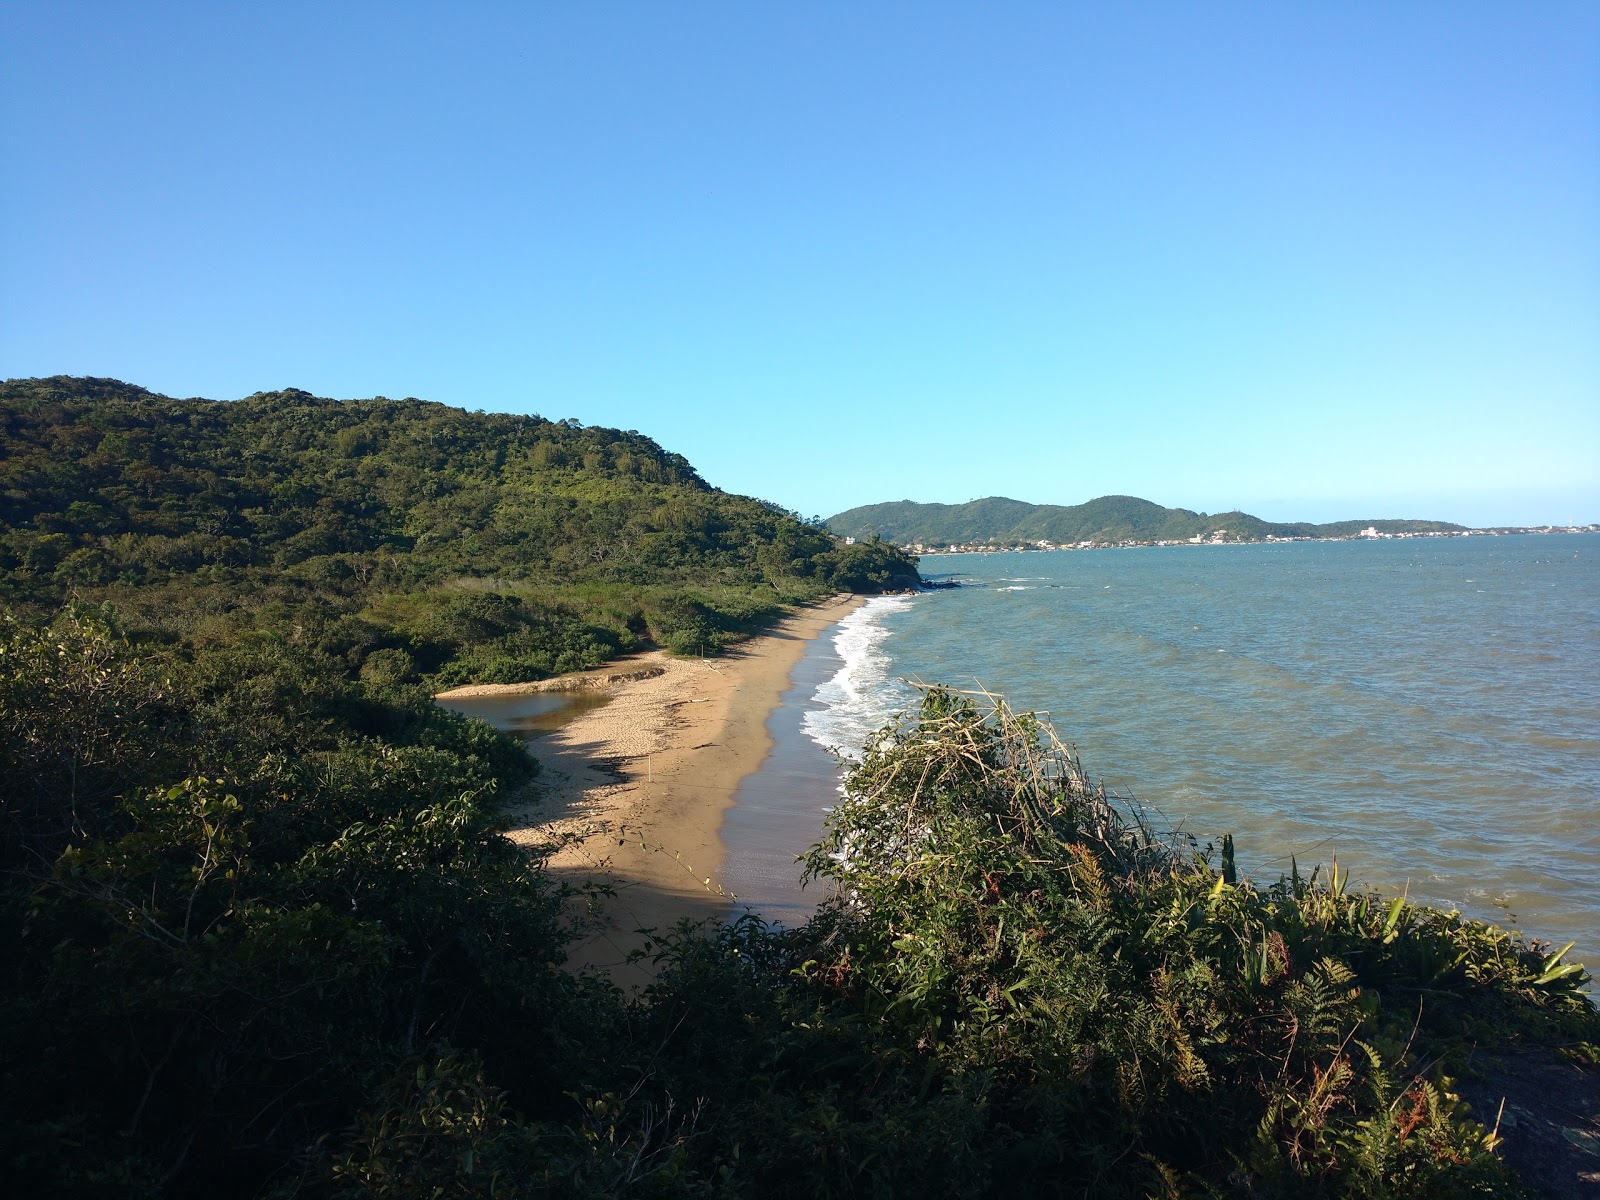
[448, 593, 863, 987]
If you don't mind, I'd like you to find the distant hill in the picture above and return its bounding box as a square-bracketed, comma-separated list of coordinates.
[827, 495, 1464, 546]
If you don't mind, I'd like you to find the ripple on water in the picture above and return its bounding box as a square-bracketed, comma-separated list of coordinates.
[795, 536, 1600, 967]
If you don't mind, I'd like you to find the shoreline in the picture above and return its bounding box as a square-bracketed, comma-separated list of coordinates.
[495, 593, 865, 987]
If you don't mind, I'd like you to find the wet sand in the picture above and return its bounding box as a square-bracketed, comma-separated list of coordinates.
[483, 594, 865, 988]
[719, 617, 856, 926]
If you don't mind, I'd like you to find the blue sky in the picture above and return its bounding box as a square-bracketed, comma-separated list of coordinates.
[3, 2, 1596, 526]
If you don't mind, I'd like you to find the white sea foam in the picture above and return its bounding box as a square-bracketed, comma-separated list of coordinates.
[801, 595, 917, 759]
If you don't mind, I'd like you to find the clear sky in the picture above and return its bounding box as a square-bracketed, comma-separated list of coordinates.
[3, 2, 1596, 526]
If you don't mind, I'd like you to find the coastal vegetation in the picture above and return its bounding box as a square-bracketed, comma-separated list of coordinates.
[828, 495, 1465, 547]
[0, 376, 919, 674]
[1, 377, 1594, 1196]
[2, 619, 1594, 1197]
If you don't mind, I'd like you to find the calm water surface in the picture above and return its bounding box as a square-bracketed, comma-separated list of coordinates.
[738, 534, 1600, 964]
[435, 690, 611, 737]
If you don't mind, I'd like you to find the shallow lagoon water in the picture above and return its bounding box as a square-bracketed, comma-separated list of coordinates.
[436, 689, 612, 737]
[735, 534, 1600, 964]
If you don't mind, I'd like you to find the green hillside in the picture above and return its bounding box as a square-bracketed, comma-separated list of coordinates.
[0, 376, 918, 678]
[829, 494, 1463, 545]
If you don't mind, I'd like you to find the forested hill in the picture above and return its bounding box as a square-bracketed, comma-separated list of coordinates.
[0, 376, 917, 681]
[828, 494, 1463, 545]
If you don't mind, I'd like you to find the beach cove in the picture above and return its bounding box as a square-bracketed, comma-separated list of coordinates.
[437, 593, 864, 987]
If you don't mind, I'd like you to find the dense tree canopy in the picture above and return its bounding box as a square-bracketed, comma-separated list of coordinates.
[0, 377, 920, 672]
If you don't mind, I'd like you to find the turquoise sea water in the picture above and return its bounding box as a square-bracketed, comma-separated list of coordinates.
[745, 533, 1599, 965]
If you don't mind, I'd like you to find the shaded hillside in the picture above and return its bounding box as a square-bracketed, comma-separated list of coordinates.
[0, 376, 918, 678]
[829, 494, 1463, 545]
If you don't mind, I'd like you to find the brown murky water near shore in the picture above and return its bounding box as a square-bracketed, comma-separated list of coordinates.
[436, 689, 612, 738]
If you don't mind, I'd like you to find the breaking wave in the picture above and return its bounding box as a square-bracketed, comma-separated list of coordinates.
[801, 595, 918, 759]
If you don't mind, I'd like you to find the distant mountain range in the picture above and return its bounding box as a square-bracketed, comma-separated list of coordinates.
[826, 495, 1464, 547]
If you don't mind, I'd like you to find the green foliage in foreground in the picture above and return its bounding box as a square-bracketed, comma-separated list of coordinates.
[0, 376, 920, 684]
[2, 612, 1594, 1198]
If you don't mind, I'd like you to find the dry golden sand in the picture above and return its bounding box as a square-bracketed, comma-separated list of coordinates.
[471, 594, 865, 988]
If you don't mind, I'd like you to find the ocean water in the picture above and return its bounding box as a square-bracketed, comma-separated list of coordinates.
[746, 533, 1600, 965]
